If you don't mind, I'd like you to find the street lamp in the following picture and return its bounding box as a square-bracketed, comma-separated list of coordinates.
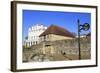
[77, 19, 90, 60]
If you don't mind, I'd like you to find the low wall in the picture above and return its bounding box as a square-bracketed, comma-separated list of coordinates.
[23, 37, 91, 62]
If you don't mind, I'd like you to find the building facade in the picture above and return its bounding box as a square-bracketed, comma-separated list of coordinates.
[24, 24, 47, 47]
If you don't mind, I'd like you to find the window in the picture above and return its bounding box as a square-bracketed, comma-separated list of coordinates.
[44, 35, 46, 41]
[31, 41, 32, 45]
[36, 41, 37, 44]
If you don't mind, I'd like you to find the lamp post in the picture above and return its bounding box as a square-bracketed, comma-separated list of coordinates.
[77, 19, 90, 60]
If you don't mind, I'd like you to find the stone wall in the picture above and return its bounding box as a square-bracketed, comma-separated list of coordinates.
[40, 34, 74, 42]
[23, 37, 91, 62]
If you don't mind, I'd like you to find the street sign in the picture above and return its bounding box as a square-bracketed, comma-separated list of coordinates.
[80, 23, 90, 31]
[77, 19, 90, 60]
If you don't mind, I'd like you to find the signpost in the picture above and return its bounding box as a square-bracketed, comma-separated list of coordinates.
[77, 19, 90, 60]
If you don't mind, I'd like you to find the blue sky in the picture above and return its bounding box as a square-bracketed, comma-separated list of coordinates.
[22, 10, 91, 39]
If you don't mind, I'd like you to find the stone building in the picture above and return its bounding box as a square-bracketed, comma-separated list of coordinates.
[24, 24, 47, 47]
[39, 25, 75, 42]
[39, 25, 75, 55]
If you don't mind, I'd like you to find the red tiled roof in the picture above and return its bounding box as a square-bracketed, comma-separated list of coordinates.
[39, 25, 75, 38]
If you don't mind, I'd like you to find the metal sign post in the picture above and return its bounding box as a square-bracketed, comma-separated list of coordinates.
[77, 19, 90, 60]
[78, 19, 81, 60]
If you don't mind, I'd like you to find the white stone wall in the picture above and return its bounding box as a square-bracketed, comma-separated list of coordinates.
[24, 24, 47, 47]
